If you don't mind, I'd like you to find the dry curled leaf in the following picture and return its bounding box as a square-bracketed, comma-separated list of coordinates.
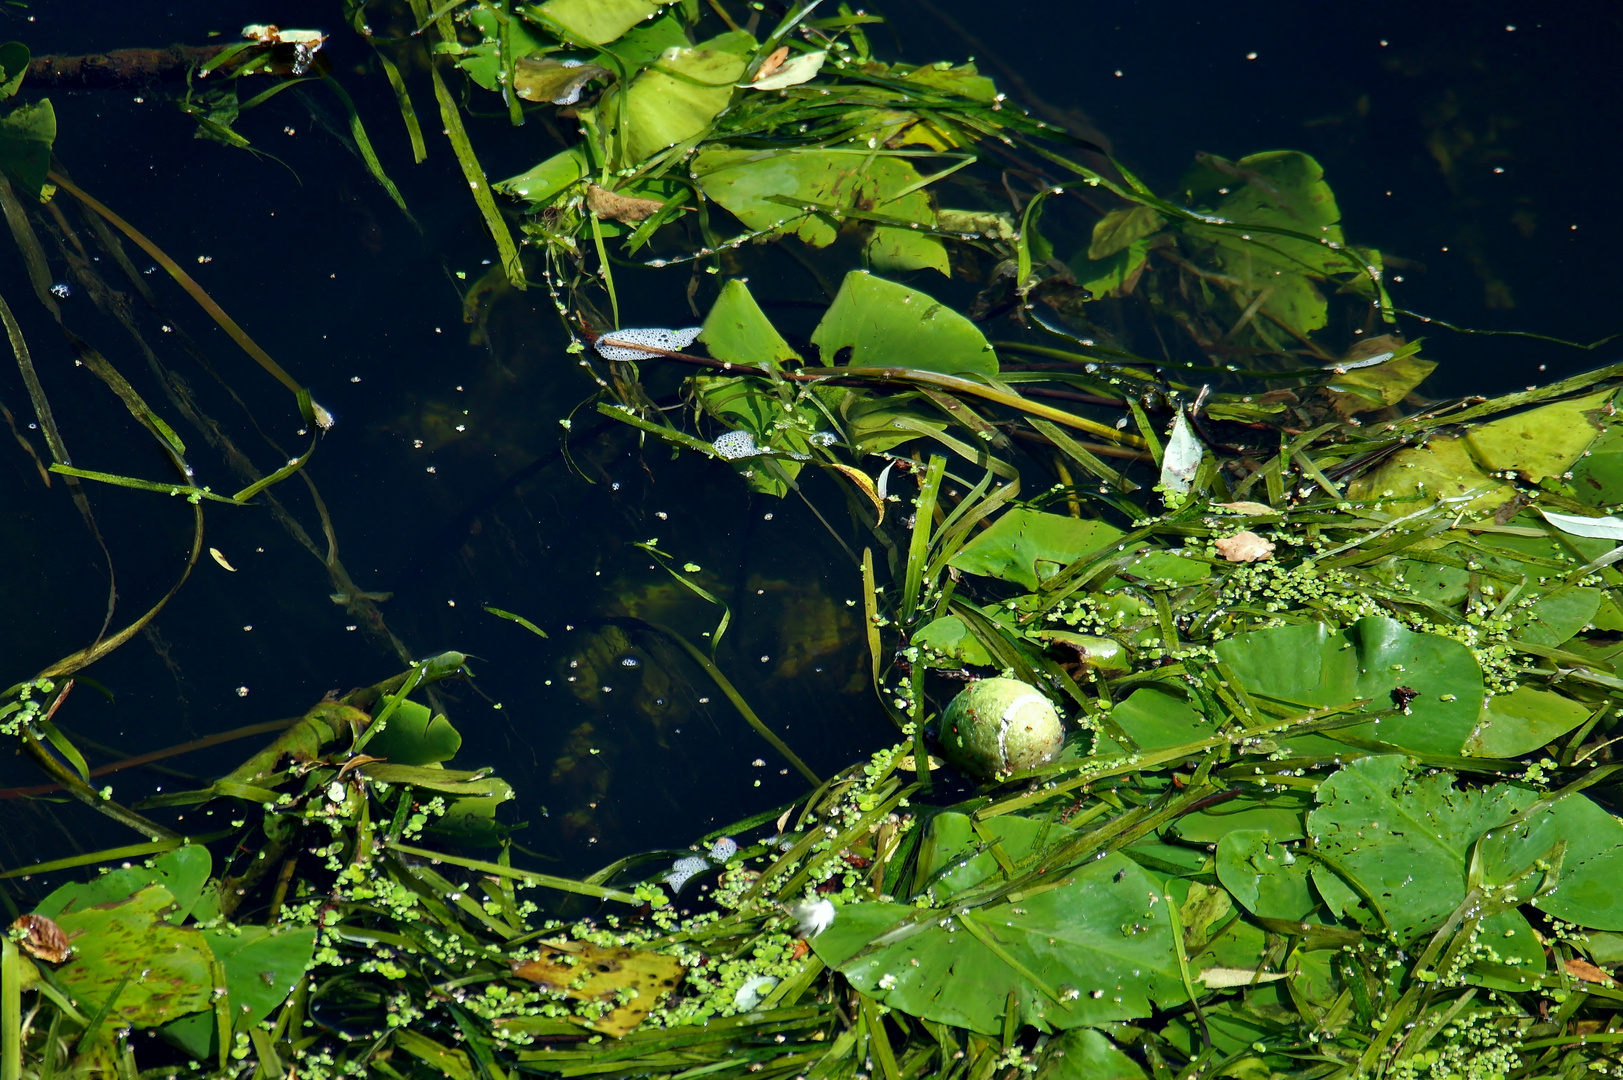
[586, 184, 667, 225]
[11, 913, 71, 963]
[1214, 530, 1275, 563]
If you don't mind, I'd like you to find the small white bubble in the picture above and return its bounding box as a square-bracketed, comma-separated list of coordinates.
[235, 686, 250, 697]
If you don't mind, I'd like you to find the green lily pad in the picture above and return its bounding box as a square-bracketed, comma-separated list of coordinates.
[1476, 789, 1623, 931]
[1173, 793, 1308, 843]
[1325, 354, 1436, 416]
[605, 31, 751, 165]
[814, 851, 1185, 1034]
[365, 698, 462, 767]
[916, 812, 1075, 900]
[1467, 686, 1593, 758]
[948, 509, 1122, 589]
[1216, 830, 1316, 921]
[1036, 1028, 1149, 1080]
[1089, 204, 1164, 260]
[700, 279, 802, 371]
[1214, 617, 1484, 756]
[1511, 586, 1602, 648]
[1570, 417, 1623, 507]
[811, 272, 998, 377]
[35, 845, 212, 926]
[52, 884, 215, 1028]
[162, 924, 315, 1057]
[912, 615, 995, 667]
[1109, 686, 1214, 752]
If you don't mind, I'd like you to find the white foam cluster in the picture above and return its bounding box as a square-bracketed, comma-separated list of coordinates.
[662, 855, 709, 893]
[712, 431, 763, 459]
[594, 327, 702, 361]
[708, 836, 739, 863]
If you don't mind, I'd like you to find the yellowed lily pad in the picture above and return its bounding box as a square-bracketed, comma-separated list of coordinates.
[1464, 389, 1611, 481]
[512, 939, 684, 1037]
[1346, 435, 1512, 514]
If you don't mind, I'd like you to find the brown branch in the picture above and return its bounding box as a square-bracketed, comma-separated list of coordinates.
[27, 45, 231, 89]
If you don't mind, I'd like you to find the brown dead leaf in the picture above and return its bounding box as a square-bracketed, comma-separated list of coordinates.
[753, 46, 790, 82]
[1565, 957, 1615, 985]
[586, 184, 667, 225]
[512, 939, 684, 1037]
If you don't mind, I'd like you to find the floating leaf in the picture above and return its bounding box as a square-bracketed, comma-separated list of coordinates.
[162, 924, 315, 1057]
[1512, 587, 1601, 647]
[363, 698, 462, 767]
[948, 508, 1123, 589]
[494, 145, 588, 206]
[1307, 756, 1540, 943]
[35, 846, 212, 926]
[700, 279, 802, 371]
[1109, 686, 1214, 752]
[52, 884, 214, 1028]
[1035, 1028, 1149, 1080]
[814, 851, 1185, 1034]
[512, 939, 685, 1036]
[604, 32, 752, 165]
[1465, 389, 1610, 481]
[912, 615, 995, 667]
[1214, 616, 1484, 756]
[530, 0, 661, 46]
[585, 182, 669, 223]
[1345, 435, 1512, 513]
[1467, 686, 1593, 758]
[0, 98, 55, 199]
[1216, 829, 1316, 921]
[812, 272, 997, 376]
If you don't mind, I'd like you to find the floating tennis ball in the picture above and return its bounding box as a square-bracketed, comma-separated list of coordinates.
[939, 678, 1064, 780]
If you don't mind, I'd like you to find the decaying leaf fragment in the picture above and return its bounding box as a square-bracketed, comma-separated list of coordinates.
[514, 57, 609, 105]
[10, 913, 71, 963]
[1214, 530, 1274, 563]
[1213, 501, 1279, 516]
[586, 183, 667, 224]
[1566, 957, 1615, 985]
[511, 939, 685, 1037]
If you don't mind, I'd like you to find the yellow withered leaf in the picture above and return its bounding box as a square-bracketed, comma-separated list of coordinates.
[511, 939, 685, 1037]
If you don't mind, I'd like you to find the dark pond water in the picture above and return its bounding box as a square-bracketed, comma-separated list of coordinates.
[1, 0, 1619, 896]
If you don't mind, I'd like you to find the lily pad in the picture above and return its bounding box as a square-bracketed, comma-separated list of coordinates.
[1511, 587, 1602, 648]
[1476, 790, 1623, 931]
[912, 615, 995, 668]
[1216, 830, 1316, 921]
[605, 32, 751, 165]
[1036, 1028, 1149, 1080]
[1345, 435, 1512, 513]
[811, 272, 998, 377]
[52, 884, 214, 1028]
[1109, 686, 1214, 753]
[1466, 686, 1593, 758]
[0, 98, 55, 199]
[530, 0, 660, 46]
[163, 924, 316, 1056]
[814, 851, 1185, 1034]
[1464, 389, 1610, 482]
[1307, 755, 1541, 943]
[1214, 616, 1485, 756]
[35, 845, 212, 926]
[700, 279, 802, 371]
[495, 145, 588, 206]
[364, 698, 462, 766]
[948, 508, 1122, 589]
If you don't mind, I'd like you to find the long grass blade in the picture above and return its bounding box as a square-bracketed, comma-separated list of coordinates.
[385, 842, 639, 903]
[320, 74, 418, 225]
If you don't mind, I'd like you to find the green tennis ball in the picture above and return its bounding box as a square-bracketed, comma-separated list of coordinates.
[939, 678, 1064, 780]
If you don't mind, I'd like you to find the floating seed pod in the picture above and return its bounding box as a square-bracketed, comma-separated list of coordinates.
[939, 678, 1064, 780]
